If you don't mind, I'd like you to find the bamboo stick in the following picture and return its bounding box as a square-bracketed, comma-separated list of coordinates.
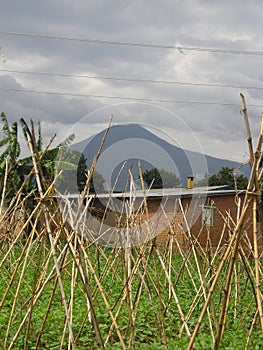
[252, 197, 263, 333]
[155, 247, 192, 338]
[24, 121, 76, 349]
[186, 193, 252, 349]
[240, 93, 254, 167]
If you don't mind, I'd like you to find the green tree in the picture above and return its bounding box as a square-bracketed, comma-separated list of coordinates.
[0, 114, 106, 203]
[208, 167, 248, 190]
[141, 168, 181, 189]
[0, 114, 77, 203]
[0, 113, 22, 200]
[56, 147, 105, 194]
[73, 151, 105, 193]
[90, 170, 105, 193]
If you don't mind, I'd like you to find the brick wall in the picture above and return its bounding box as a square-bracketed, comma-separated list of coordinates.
[91, 192, 262, 250]
[144, 192, 259, 250]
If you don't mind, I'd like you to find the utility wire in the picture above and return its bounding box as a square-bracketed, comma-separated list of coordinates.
[0, 30, 263, 56]
[0, 68, 263, 91]
[0, 86, 262, 107]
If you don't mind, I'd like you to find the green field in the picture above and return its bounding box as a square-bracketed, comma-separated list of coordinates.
[0, 234, 262, 349]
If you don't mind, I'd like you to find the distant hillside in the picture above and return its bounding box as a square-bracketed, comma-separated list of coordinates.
[72, 124, 249, 191]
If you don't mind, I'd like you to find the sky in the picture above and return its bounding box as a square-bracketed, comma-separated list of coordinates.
[0, 0, 263, 165]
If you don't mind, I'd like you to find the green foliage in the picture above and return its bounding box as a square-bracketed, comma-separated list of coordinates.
[90, 169, 105, 193]
[0, 113, 106, 202]
[56, 146, 105, 194]
[0, 246, 261, 349]
[208, 167, 248, 189]
[0, 112, 22, 200]
[0, 114, 80, 202]
[141, 168, 181, 189]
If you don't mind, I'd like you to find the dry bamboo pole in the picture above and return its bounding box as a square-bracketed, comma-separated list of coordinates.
[164, 248, 202, 325]
[241, 93, 263, 232]
[97, 246, 123, 287]
[55, 220, 104, 349]
[68, 116, 113, 248]
[214, 110, 263, 348]
[237, 249, 261, 331]
[186, 188, 253, 349]
[178, 243, 223, 338]
[0, 167, 60, 276]
[124, 246, 135, 347]
[128, 251, 156, 349]
[152, 249, 168, 350]
[167, 228, 174, 301]
[32, 218, 64, 297]
[104, 243, 150, 343]
[104, 243, 158, 347]
[74, 237, 126, 349]
[80, 115, 112, 202]
[106, 232, 165, 345]
[76, 241, 105, 349]
[155, 246, 191, 337]
[252, 112, 263, 335]
[233, 256, 239, 321]
[34, 231, 70, 348]
[0, 159, 8, 215]
[131, 244, 168, 344]
[123, 179, 136, 349]
[214, 166, 258, 348]
[7, 229, 75, 349]
[104, 261, 135, 346]
[24, 121, 76, 349]
[160, 201, 199, 293]
[178, 220, 230, 335]
[0, 179, 53, 271]
[35, 275, 59, 348]
[56, 242, 75, 349]
[0, 208, 44, 319]
[252, 196, 263, 333]
[81, 247, 123, 330]
[160, 205, 216, 336]
[0, 229, 35, 311]
[27, 238, 73, 346]
[245, 309, 259, 350]
[240, 93, 254, 167]
[23, 214, 45, 350]
[166, 202, 199, 292]
[178, 199, 215, 337]
[65, 236, 79, 350]
[59, 222, 104, 347]
[131, 244, 168, 346]
[3, 221, 35, 348]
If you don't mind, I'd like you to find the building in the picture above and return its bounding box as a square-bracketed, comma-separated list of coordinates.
[61, 183, 262, 250]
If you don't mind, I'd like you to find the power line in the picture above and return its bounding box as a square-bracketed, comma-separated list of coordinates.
[0, 86, 262, 107]
[1, 30, 263, 56]
[1, 68, 263, 91]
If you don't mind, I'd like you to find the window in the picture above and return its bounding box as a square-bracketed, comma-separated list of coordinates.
[201, 205, 215, 227]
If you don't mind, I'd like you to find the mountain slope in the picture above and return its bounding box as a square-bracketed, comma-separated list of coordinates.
[72, 124, 249, 190]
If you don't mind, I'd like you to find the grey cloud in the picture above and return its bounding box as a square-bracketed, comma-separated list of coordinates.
[0, 75, 104, 124]
[0, 0, 263, 161]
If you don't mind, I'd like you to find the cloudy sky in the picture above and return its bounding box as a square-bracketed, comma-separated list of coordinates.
[0, 0, 263, 164]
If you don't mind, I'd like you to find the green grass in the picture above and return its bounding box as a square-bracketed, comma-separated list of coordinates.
[0, 240, 262, 349]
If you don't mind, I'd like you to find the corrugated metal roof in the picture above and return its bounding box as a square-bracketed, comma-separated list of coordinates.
[59, 186, 243, 200]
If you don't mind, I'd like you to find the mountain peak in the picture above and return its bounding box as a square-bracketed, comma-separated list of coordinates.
[72, 123, 249, 190]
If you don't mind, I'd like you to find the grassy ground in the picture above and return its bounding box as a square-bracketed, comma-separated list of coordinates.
[0, 235, 262, 349]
